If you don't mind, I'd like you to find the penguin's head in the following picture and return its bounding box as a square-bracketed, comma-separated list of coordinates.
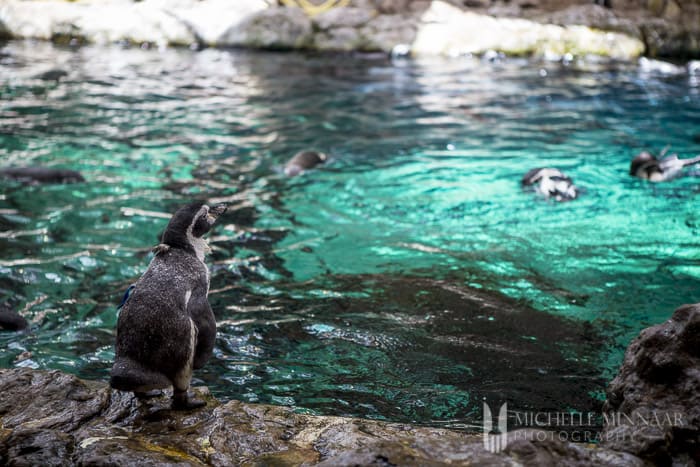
[161, 202, 227, 259]
[630, 151, 659, 178]
[521, 168, 568, 186]
[284, 151, 328, 177]
[522, 167, 546, 186]
[522, 167, 578, 201]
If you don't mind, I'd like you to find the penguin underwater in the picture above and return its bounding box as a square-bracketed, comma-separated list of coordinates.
[110, 202, 226, 410]
[521, 167, 579, 201]
[629, 149, 700, 182]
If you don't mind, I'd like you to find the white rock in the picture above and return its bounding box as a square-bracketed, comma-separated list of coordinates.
[164, 0, 268, 46]
[0, 0, 269, 47]
[411, 0, 644, 59]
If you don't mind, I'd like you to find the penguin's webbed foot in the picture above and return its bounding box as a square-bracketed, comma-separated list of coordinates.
[172, 390, 206, 410]
[134, 389, 163, 399]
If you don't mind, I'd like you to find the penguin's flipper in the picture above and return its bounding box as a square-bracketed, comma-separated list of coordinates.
[186, 281, 216, 370]
[680, 155, 700, 168]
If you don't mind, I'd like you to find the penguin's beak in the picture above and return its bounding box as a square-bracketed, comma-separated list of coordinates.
[207, 203, 227, 222]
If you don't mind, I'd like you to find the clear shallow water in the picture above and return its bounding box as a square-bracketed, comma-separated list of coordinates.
[1, 41, 699, 430]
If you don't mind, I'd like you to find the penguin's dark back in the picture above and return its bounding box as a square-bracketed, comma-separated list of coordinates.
[131, 249, 209, 307]
[115, 248, 209, 375]
[521, 167, 544, 186]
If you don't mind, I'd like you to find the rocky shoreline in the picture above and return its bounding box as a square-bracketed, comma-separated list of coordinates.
[0, 0, 698, 59]
[1, 303, 697, 466]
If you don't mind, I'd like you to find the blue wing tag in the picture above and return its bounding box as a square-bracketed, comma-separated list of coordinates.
[118, 284, 136, 309]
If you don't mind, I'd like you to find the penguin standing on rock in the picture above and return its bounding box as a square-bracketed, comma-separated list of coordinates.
[110, 202, 226, 410]
[521, 168, 579, 201]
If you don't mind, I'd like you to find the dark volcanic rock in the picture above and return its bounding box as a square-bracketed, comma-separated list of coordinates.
[0, 370, 108, 433]
[0, 367, 642, 466]
[503, 429, 646, 466]
[602, 303, 700, 466]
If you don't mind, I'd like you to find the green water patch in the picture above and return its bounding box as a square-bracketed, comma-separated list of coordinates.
[0, 41, 699, 430]
[195, 273, 605, 427]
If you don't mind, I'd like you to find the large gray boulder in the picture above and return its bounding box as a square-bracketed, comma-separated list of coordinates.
[217, 6, 313, 49]
[602, 303, 700, 466]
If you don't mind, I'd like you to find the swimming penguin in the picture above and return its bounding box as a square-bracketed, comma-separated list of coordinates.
[0, 167, 85, 184]
[284, 151, 327, 177]
[521, 168, 579, 201]
[110, 202, 226, 410]
[0, 303, 28, 331]
[33, 69, 68, 82]
[629, 150, 700, 182]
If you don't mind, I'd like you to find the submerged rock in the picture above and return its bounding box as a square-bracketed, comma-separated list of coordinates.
[602, 303, 700, 466]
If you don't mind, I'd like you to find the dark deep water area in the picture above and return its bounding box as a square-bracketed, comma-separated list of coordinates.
[1, 41, 699, 431]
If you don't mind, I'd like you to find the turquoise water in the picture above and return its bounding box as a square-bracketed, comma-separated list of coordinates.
[1, 41, 699, 429]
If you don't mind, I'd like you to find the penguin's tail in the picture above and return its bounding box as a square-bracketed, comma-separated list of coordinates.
[110, 358, 170, 392]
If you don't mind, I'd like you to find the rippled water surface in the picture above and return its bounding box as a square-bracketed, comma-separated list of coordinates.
[1, 41, 699, 429]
